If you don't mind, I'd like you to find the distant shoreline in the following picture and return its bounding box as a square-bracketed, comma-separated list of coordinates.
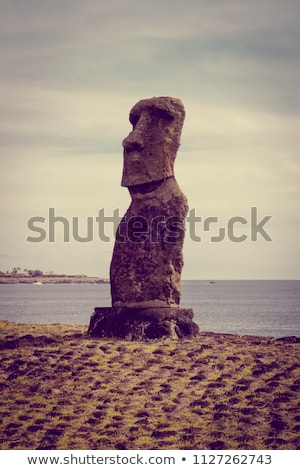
[0, 275, 109, 285]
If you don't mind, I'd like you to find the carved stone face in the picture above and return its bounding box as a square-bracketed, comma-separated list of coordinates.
[121, 97, 185, 187]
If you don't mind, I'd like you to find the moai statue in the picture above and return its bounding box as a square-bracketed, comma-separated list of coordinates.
[88, 97, 199, 340]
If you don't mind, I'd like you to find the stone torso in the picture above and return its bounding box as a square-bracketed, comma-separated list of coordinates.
[110, 177, 188, 307]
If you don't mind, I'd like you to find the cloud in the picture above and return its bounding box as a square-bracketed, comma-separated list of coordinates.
[0, 0, 299, 278]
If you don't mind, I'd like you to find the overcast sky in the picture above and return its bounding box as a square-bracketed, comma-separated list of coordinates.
[1, 0, 299, 279]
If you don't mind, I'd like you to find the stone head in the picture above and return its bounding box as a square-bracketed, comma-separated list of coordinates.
[121, 96, 185, 187]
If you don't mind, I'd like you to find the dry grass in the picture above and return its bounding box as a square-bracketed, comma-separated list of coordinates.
[0, 320, 299, 450]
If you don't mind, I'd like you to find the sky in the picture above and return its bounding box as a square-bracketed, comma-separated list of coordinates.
[1, 0, 300, 279]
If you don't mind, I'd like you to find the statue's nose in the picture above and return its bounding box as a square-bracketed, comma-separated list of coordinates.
[122, 130, 144, 152]
[122, 117, 146, 152]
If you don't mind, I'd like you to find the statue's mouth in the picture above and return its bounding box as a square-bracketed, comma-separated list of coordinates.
[125, 151, 141, 161]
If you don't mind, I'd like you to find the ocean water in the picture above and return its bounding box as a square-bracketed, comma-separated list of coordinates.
[0, 280, 299, 338]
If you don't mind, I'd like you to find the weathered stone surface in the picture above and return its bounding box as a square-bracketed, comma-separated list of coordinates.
[111, 97, 188, 308]
[121, 96, 185, 187]
[110, 177, 188, 307]
[89, 96, 199, 339]
[88, 307, 198, 340]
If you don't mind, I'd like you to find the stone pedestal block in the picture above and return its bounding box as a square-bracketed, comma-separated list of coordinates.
[88, 307, 199, 340]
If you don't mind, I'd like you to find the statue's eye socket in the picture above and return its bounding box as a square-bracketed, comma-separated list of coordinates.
[155, 109, 174, 122]
[130, 108, 173, 128]
[148, 109, 174, 129]
[130, 113, 140, 127]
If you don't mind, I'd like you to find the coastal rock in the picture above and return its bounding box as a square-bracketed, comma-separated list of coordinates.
[275, 336, 300, 343]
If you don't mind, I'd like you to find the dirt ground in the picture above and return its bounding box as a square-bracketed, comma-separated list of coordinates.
[0, 320, 299, 450]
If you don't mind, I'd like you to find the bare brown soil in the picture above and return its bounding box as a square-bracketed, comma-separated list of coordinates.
[0, 321, 299, 450]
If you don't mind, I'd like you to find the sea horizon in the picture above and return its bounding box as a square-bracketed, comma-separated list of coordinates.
[0, 280, 299, 338]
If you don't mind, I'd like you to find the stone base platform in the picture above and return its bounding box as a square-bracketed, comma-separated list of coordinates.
[88, 307, 199, 340]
